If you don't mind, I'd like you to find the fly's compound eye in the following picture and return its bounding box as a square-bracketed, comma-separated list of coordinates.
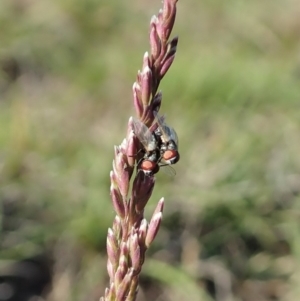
[140, 160, 160, 175]
[162, 150, 180, 164]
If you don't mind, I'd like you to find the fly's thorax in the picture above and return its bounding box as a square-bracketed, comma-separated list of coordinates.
[147, 134, 158, 152]
[167, 140, 178, 151]
[160, 144, 167, 153]
[146, 151, 159, 162]
[154, 127, 162, 137]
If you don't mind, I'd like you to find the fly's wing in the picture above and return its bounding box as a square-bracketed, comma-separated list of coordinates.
[168, 126, 179, 146]
[154, 111, 179, 146]
[153, 111, 171, 143]
[132, 118, 156, 151]
[149, 114, 165, 132]
[160, 164, 176, 177]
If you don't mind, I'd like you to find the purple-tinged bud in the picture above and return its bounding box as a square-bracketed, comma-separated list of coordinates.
[107, 260, 114, 280]
[151, 198, 165, 219]
[159, 54, 175, 79]
[127, 117, 134, 138]
[132, 171, 155, 213]
[155, 9, 164, 41]
[154, 197, 165, 215]
[126, 129, 137, 168]
[132, 82, 143, 118]
[129, 233, 141, 271]
[141, 66, 152, 106]
[110, 182, 125, 219]
[168, 36, 178, 56]
[157, 8, 163, 24]
[119, 255, 128, 274]
[116, 268, 134, 301]
[110, 170, 118, 188]
[136, 71, 142, 85]
[162, 0, 172, 19]
[150, 23, 161, 60]
[107, 228, 119, 269]
[141, 105, 152, 126]
[161, 37, 178, 66]
[125, 276, 139, 301]
[162, 0, 177, 41]
[113, 147, 130, 198]
[145, 211, 163, 248]
[119, 138, 127, 153]
[112, 216, 123, 240]
[120, 241, 129, 258]
[123, 120, 137, 174]
[105, 287, 109, 298]
[133, 80, 141, 91]
[138, 218, 148, 247]
[142, 52, 151, 71]
[115, 255, 128, 288]
[150, 15, 158, 25]
[151, 92, 162, 115]
[106, 283, 116, 300]
[110, 166, 124, 199]
[120, 168, 130, 197]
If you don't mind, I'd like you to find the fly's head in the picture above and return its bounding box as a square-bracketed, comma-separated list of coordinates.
[162, 148, 180, 164]
[139, 159, 160, 176]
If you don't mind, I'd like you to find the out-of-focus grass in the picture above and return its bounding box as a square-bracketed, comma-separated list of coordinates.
[1, 0, 300, 300]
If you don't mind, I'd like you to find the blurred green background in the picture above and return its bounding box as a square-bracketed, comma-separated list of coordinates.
[1, 0, 300, 300]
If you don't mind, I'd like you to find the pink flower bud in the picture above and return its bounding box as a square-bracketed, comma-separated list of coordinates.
[132, 171, 155, 213]
[141, 66, 152, 106]
[145, 211, 163, 248]
[110, 183, 125, 219]
[107, 228, 119, 269]
[138, 219, 148, 247]
[132, 82, 143, 118]
[129, 233, 141, 271]
[116, 268, 134, 301]
[150, 23, 161, 60]
[160, 54, 175, 79]
[142, 52, 151, 72]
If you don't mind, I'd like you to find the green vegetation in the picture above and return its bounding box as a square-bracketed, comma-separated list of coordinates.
[1, 0, 300, 300]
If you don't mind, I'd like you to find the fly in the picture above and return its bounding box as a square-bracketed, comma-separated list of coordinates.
[153, 111, 180, 165]
[132, 118, 176, 176]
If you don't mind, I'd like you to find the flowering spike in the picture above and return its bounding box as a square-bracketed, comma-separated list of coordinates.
[103, 0, 180, 299]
